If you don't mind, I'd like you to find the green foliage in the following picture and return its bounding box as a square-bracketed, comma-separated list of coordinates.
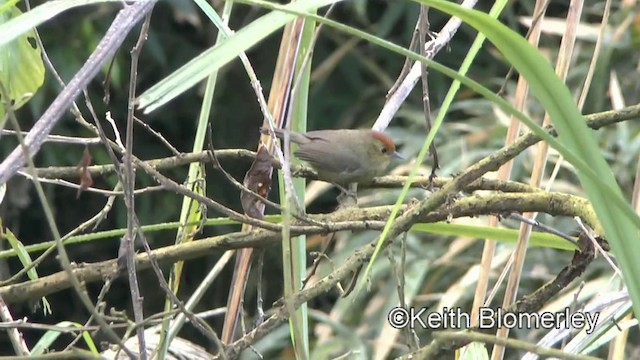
[0, 5, 44, 121]
[31, 321, 98, 355]
[0, 219, 50, 314]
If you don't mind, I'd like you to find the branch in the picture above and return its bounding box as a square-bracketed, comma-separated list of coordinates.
[27, 103, 640, 182]
[0, 191, 596, 304]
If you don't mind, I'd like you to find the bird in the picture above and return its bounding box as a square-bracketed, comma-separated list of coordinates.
[261, 127, 402, 187]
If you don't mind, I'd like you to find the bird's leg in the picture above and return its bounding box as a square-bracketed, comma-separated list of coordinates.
[336, 182, 358, 208]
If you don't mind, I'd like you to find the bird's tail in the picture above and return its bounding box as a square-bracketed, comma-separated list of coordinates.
[259, 126, 284, 137]
[259, 127, 307, 144]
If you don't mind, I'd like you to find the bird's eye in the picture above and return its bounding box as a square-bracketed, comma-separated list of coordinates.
[380, 147, 388, 154]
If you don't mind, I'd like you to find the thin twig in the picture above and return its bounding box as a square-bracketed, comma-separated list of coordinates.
[123, 12, 153, 359]
[507, 213, 578, 247]
[133, 115, 181, 156]
[0, 130, 101, 145]
[417, 5, 439, 176]
[0, 295, 29, 355]
[15, 172, 164, 196]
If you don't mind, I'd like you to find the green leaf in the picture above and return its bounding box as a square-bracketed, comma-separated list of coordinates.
[0, 0, 21, 16]
[2, 227, 38, 281]
[411, 223, 577, 251]
[1, 221, 51, 314]
[0, 0, 124, 47]
[0, 5, 45, 119]
[31, 321, 98, 355]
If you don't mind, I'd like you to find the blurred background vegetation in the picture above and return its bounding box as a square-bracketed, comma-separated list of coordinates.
[1, 0, 640, 358]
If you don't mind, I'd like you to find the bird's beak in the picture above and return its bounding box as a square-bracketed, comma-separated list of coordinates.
[392, 151, 404, 160]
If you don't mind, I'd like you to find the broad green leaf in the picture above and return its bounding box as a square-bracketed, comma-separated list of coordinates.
[0, 0, 20, 16]
[411, 223, 577, 251]
[0, 5, 44, 120]
[2, 226, 39, 281]
[1, 221, 51, 314]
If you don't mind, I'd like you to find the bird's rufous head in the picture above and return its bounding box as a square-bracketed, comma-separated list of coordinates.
[369, 131, 403, 159]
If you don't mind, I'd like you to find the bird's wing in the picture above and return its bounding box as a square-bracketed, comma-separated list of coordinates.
[294, 142, 361, 174]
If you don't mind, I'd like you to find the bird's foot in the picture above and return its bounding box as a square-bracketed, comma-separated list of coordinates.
[336, 184, 358, 208]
